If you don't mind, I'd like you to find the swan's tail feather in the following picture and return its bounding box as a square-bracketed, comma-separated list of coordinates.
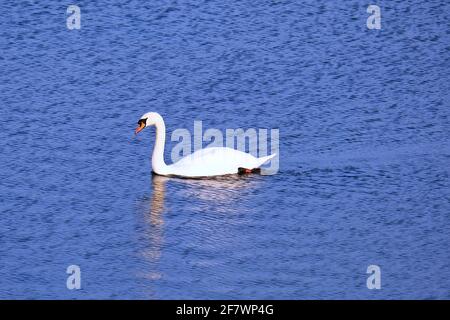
[257, 153, 277, 167]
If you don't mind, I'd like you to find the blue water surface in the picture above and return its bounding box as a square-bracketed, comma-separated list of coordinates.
[0, 0, 449, 299]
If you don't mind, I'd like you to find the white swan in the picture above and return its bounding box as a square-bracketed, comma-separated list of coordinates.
[135, 112, 276, 178]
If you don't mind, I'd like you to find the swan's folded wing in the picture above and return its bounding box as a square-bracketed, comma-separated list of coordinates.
[168, 147, 259, 177]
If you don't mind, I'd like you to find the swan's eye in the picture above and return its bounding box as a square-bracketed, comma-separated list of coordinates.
[137, 118, 147, 126]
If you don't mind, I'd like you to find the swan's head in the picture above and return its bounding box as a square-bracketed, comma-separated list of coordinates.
[135, 112, 162, 135]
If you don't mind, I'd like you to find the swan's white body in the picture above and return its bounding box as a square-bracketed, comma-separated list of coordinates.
[136, 112, 276, 178]
[160, 147, 275, 177]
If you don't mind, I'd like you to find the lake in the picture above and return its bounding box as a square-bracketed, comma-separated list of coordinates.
[0, 0, 449, 299]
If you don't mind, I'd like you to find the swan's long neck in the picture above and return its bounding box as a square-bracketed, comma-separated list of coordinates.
[152, 115, 169, 174]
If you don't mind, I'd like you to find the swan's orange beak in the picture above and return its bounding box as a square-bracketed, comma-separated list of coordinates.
[135, 122, 145, 135]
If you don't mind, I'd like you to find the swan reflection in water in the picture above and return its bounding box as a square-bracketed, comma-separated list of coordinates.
[138, 175, 167, 281]
[139, 174, 262, 280]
